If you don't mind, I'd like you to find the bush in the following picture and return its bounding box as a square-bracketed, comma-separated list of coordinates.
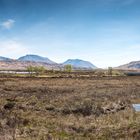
[64, 65, 72, 73]
[26, 66, 45, 76]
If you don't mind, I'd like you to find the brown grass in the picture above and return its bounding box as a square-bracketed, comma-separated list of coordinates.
[0, 76, 140, 139]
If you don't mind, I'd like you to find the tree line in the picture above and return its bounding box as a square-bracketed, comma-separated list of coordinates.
[26, 64, 73, 76]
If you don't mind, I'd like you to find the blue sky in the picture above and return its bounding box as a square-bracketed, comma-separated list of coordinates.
[0, 0, 140, 68]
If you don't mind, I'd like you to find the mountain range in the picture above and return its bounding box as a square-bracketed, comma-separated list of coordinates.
[0, 54, 140, 70]
[0, 54, 97, 70]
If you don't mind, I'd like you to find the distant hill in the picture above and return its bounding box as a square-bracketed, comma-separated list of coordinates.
[117, 61, 140, 70]
[0, 60, 61, 70]
[0, 55, 97, 70]
[62, 59, 97, 69]
[0, 56, 11, 61]
[18, 54, 56, 64]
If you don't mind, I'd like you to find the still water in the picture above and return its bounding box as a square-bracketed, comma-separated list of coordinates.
[132, 104, 140, 111]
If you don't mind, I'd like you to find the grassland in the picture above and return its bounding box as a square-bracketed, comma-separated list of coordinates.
[0, 76, 140, 139]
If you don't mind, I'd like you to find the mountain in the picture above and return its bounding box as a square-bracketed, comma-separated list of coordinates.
[18, 54, 56, 64]
[0, 56, 11, 61]
[62, 59, 97, 69]
[0, 55, 97, 70]
[0, 60, 61, 70]
[117, 61, 140, 70]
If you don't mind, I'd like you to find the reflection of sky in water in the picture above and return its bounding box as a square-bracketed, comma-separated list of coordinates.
[132, 104, 140, 112]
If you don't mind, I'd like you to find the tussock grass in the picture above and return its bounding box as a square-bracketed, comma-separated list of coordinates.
[0, 76, 139, 139]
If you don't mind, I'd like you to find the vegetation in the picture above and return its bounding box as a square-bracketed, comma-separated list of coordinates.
[0, 76, 139, 139]
[108, 67, 113, 76]
[64, 64, 72, 73]
[34, 66, 45, 76]
[26, 65, 35, 76]
[26, 66, 45, 76]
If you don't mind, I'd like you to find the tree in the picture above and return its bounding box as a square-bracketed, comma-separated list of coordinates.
[34, 66, 45, 76]
[27, 66, 34, 76]
[38, 66, 45, 75]
[64, 64, 72, 73]
[27, 66, 45, 76]
[108, 67, 113, 76]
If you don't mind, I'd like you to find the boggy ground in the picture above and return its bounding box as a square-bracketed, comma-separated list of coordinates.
[0, 76, 140, 139]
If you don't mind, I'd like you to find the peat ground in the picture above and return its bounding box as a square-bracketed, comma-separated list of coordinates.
[0, 76, 140, 139]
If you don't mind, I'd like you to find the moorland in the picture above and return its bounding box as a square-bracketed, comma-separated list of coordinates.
[0, 74, 140, 139]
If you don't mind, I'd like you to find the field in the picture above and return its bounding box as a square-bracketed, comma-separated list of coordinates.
[0, 76, 140, 139]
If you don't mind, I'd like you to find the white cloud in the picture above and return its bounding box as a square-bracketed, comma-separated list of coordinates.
[0, 40, 29, 58]
[0, 19, 15, 29]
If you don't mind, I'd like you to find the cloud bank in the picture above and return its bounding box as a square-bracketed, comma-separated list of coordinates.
[0, 39, 29, 58]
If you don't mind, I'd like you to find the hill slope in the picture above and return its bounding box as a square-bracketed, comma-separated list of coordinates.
[18, 54, 56, 64]
[0, 60, 61, 70]
[0, 56, 11, 61]
[63, 59, 97, 69]
[117, 61, 140, 70]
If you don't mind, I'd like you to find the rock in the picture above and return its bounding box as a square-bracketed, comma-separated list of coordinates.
[103, 101, 126, 114]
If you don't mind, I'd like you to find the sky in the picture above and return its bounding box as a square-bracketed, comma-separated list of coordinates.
[0, 0, 140, 68]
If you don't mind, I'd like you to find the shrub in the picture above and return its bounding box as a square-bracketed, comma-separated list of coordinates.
[64, 65, 72, 73]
